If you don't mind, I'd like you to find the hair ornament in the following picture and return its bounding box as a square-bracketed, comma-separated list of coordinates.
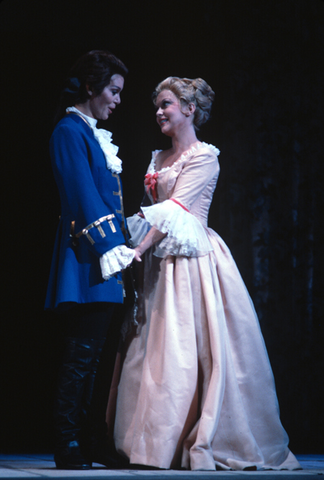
[63, 77, 81, 95]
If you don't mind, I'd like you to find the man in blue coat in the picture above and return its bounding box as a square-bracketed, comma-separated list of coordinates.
[45, 51, 134, 470]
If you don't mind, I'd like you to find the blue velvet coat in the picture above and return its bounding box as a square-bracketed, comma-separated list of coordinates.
[45, 113, 126, 310]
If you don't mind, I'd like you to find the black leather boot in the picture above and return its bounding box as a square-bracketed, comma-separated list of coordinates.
[54, 440, 90, 470]
[81, 340, 124, 468]
[83, 328, 127, 468]
[54, 337, 95, 469]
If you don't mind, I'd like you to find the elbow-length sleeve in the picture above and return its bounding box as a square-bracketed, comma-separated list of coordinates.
[140, 145, 220, 258]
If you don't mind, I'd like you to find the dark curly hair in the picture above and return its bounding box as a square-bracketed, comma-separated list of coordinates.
[54, 50, 128, 123]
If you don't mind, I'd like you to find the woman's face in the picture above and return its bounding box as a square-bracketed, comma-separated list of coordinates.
[88, 74, 124, 120]
[155, 90, 188, 137]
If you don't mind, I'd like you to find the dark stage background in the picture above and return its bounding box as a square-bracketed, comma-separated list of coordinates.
[1, 0, 323, 454]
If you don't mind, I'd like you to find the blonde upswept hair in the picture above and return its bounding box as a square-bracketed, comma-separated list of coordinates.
[152, 76, 215, 130]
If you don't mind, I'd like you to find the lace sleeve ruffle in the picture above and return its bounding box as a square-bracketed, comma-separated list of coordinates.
[100, 245, 135, 281]
[141, 200, 213, 258]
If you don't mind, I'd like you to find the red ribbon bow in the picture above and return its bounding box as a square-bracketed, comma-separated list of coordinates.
[144, 172, 159, 203]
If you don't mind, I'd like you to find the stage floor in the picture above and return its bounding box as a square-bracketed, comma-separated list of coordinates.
[0, 454, 323, 480]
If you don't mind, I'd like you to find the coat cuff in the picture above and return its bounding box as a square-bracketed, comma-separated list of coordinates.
[74, 213, 117, 244]
[72, 213, 125, 256]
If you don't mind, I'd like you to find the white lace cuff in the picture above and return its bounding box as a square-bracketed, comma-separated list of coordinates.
[141, 200, 213, 258]
[126, 214, 152, 247]
[100, 245, 135, 281]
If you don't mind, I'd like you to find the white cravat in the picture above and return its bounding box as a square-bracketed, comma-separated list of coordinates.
[66, 106, 122, 174]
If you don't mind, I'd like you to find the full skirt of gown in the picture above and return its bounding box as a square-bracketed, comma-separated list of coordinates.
[108, 143, 300, 471]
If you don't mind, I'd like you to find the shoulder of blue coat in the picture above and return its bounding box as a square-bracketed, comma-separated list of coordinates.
[50, 114, 94, 145]
[54, 114, 92, 133]
[53, 114, 93, 136]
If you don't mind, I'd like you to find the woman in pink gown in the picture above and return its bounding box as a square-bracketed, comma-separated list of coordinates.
[110, 77, 300, 471]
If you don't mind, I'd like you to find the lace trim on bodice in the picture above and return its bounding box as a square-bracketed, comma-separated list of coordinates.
[147, 142, 220, 174]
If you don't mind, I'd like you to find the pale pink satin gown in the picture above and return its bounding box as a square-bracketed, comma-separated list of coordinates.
[110, 143, 300, 471]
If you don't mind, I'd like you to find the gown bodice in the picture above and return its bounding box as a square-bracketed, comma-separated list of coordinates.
[146, 142, 220, 227]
